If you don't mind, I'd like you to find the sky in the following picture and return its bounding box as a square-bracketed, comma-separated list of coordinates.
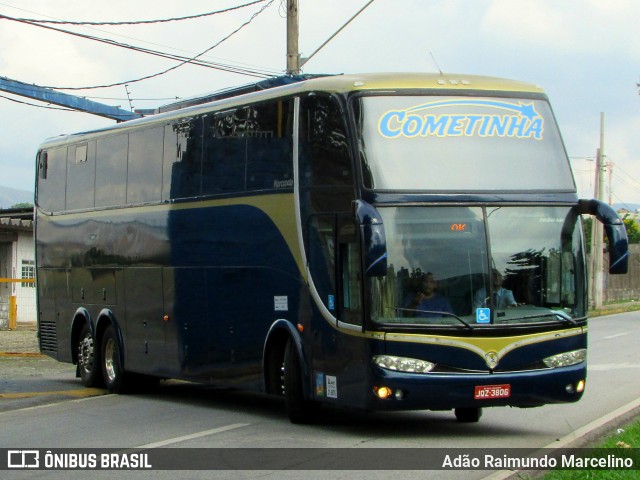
[1, 0, 639, 205]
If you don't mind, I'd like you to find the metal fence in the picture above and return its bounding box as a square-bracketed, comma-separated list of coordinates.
[603, 244, 640, 303]
[0, 278, 36, 330]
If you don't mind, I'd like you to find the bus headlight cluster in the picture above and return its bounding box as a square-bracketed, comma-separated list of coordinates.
[543, 349, 586, 368]
[373, 355, 435, 373]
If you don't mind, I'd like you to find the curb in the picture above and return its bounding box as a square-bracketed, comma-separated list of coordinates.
[482, 397, 640, 479]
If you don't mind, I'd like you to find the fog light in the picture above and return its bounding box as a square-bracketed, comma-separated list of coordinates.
[374, 386, 393, 399]
[394, 389, 405, 400]
[566, 380, 586, 394]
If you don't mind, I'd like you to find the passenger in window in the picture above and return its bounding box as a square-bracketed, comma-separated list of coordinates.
[411, 272, 454, 318]
[473, 269, 517, 309]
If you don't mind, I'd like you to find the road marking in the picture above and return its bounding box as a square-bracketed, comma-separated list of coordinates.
[0, 352, 43, 357]
[588, 363, 640, 371]
[136, 423, 250, 449]
[0, 393, 109, 416]
[0, 388, 106, 399]
[604, 332, 628, 339]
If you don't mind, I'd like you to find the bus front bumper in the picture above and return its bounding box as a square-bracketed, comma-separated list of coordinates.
[366, 363, 586, 411]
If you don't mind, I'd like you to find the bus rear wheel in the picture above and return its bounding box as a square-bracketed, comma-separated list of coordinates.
[101, 324, 129, 393]
[77, 323, 103, 387]
[454, 407, 482, 423]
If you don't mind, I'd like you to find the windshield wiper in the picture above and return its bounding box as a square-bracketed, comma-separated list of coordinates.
[507, 312, 577, 326]
[395, 308, 474, 330]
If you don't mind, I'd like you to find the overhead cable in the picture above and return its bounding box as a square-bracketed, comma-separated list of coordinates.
[0, 93, 75, 112]
[3, 0, 268, 26]
[0, 0, 278, 90]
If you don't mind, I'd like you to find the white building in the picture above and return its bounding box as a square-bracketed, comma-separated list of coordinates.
[0, 208, 36, 329]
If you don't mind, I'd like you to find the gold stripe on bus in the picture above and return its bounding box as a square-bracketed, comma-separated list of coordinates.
[380, 326, 586, 364]
[37, 193, 306, 280]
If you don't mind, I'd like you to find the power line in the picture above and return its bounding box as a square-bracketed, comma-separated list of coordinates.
[0, 2, 280, 80]
[0, 0, 278, 90]
[0, 93, 75, 112]
[3, 0, 268, 26]
[1, 10, 277, 80]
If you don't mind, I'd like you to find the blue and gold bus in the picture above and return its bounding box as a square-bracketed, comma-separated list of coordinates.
[35, 73, 628, 423]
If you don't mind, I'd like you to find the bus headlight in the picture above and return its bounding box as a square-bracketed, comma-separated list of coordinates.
[373, 355, 435, 373]
[543, 349, 586, 368]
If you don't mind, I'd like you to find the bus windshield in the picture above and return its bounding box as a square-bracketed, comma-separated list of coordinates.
[370, 206, 586, 326]
[356, 95, 575, 192]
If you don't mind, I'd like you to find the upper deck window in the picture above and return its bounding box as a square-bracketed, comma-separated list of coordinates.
[355, 95, 575, 192]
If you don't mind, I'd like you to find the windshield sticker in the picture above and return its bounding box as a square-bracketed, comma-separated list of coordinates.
[476, 308, 491, 324]
[378, 100, 544, 140]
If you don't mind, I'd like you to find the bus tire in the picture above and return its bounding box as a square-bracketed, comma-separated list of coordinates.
[77, 323, 103, 388]
[101, 324, 130, 393]
[454, 407, 482, 423]
[283, 338, 315, 424]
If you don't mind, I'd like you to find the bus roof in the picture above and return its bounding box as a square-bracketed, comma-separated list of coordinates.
[39, 72, 546, 148]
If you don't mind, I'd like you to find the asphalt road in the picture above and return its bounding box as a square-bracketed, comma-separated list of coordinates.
[1, 311, 639, 479]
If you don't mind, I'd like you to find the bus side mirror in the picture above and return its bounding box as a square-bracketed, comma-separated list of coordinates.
[354, 200, 388, 277]
[579, 199, 629, 274]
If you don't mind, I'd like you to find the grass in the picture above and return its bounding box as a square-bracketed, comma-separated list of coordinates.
[539, 420, 639, 479]
[589, 301, 640, 318]
[526, 304, 640, 479]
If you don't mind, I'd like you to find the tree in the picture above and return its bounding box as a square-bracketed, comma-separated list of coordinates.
[583, 215, 640, 249]
[623, 216, 640, 244]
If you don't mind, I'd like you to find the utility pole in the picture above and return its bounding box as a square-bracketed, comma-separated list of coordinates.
[286, 0, 376, 74]
[591, 113, 606, 309]
[286, 0, 300, 75]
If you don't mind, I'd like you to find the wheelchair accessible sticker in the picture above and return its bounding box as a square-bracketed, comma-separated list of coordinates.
[476, 308, 491, 324]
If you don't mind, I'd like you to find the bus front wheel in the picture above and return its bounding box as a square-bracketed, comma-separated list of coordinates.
[283, 338, 316, 424]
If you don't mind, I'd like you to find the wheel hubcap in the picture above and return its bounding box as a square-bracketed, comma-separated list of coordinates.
[78, 335, 94, 373]
[104, 338, 117, 382]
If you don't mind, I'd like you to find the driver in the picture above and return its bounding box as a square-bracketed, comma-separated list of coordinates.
[473, 269, 517, 309]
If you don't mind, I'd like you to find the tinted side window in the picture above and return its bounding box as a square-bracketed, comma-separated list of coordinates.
[165, 118, 203, 200]
[202, 109, 247, 195]
[37, 146, 67, 212]
[96, 134, 128, 207]
[246, 100, 293, 191]
[127, 127, 164, 204]
[66, 141, 95, 210]
[300, 95, 353, 188]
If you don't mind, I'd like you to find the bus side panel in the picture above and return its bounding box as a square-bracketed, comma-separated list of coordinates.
[36, 198, 303, 387]
[304, 304, 373, 410]
[123, 267, 175, 376]
[166, 202, 303, 388]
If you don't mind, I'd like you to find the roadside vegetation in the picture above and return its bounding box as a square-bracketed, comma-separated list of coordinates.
[539, 303, 640, 479]
[541, 420, 639, 479]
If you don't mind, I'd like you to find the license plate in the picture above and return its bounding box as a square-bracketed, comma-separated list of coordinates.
[474, 384, 511, 400]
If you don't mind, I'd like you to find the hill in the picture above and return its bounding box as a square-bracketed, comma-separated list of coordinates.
[0, 184, 34, 209]
[613, 203, 640, 213]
